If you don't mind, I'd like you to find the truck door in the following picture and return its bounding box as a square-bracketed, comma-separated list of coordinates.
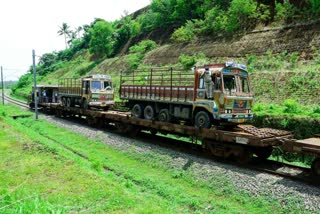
[197, 76, 206, 99]
[82, 81, 90, 95]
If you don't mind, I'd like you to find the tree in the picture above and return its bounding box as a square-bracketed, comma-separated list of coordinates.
[89, 20, 114, 58]
[58, 23, 71, 49]
[75, 26, 83, 39]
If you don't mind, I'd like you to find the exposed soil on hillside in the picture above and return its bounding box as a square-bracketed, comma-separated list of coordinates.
[142, 20, 320, 65]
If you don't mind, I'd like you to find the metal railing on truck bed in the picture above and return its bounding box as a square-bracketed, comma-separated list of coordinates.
[120, 67, 195, 102]
[59, 78, 82, 96]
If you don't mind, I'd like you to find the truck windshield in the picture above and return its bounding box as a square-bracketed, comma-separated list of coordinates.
[91, 81, 102, 90]
[223, 75, 237, 94]
[104, 81, 113, 90]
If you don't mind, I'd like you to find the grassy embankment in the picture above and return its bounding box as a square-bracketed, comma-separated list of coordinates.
[0, 104, 306, 213]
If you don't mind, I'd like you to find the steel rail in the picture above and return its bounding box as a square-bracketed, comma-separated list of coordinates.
[3, 95, 29, 108]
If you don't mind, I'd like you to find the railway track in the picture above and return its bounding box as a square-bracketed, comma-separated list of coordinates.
[3, 94, 29, 108]
[3, 95, 319, 187]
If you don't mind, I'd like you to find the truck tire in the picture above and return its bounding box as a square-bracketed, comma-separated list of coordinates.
[144, 105, 155, 120]
[132, 104, 143, 118]
[158, 109, 171, 122]
[194, 111, 212, 129]
[66, 98, 71, 107]
[62, 97, 67, 107]
[82, 99, 88, 110]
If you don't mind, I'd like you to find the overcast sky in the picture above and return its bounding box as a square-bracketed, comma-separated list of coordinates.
[0, 0, 150, 80]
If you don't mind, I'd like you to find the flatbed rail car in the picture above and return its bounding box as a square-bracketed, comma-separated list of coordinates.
[33, 102, 320, 175]
[43, 104, 292, 162]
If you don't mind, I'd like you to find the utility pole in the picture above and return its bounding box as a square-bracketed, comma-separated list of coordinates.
[1, 66, 4, 105]
[32, 50, 38, 120]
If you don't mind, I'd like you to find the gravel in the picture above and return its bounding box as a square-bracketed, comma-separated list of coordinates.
[43, 114, 320, 212]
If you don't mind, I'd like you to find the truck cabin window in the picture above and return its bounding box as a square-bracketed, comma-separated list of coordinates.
[223, 75, 237, 94]
[214, 76, 221, 91]
[198, 77, 204, 89]
[104, 81, 113, 90]
[241, 77, 250, 93]
[91, 81, 102, 91]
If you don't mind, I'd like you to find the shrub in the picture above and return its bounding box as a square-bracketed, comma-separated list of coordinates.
[283, 99, 301, 114]
[127, 54, 143, 70]
[313, 106, 320, 114]
[179, 54, 196, 69]
[129, 40, 158, 55]
[274, 1, 296, 21]
[127, 40, 158, 70]
[226, 0, 258, 32]
[171, 21, 196, 42]
[308, 0, 320, 15]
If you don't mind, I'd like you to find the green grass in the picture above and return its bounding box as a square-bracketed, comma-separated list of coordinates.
[0, 104, 308, 213]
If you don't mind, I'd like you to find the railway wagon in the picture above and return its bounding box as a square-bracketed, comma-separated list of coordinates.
[59, 74, 115, 110]
[119, 62, 254, 128]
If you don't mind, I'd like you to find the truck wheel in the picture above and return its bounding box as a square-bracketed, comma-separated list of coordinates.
[158, 109, 171, 122]
[144, 105, 155, 120]
[132, 104, 143, 118]
[66, 98, 71, 107]
[62, 97, 67, 106]
[194, 111, 212, 129]
[82, 99, 88, 110]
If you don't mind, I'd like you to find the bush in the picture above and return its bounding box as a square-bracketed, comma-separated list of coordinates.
[171, 21, 196, 42]
[283, 99, 301, 114]
[129, 40, 158, 55]
[226, 0, 258, 32]
[179, 54, 197, 69]
[127, 40, 158, 70]
[274, 1, 296, 21]
[179, 53, 209, 69]
[308, 0, 320, 15]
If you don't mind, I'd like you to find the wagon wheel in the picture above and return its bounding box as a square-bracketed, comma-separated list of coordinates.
[312, 158, 320, 176]
[194, 111, 212, 129]
[237, 150, 253, 164]
[158, 109, 171, 122]
[132, 104, 143, 118]
[255, 147, 273, 160]
[150, 129, 157, 135]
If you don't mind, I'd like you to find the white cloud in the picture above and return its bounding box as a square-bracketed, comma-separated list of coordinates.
[0, 0, 150, 80]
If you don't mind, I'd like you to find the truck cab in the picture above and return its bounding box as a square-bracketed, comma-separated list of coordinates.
[59, 74, 114, 110]
[81, 75, 114, 109]
[194, 62, 254, 126]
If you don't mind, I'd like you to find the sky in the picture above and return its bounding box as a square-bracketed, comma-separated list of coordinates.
[0, 0, 150, 81]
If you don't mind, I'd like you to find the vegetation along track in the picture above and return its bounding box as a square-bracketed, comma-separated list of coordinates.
[5, 94, 320, 187]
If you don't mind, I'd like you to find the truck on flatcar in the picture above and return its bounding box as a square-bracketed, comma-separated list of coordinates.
[59, 74, 114, 110]
[29, 84, 59, 108]
[119, 62, 254, 128]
